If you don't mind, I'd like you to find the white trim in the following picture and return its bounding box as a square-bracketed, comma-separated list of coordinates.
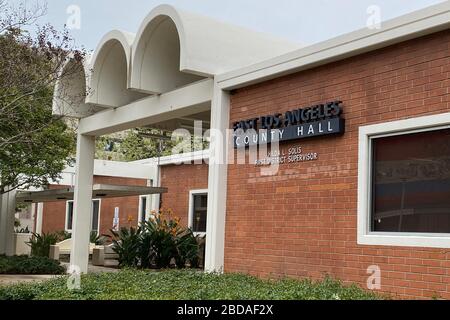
[133, 150, 209, 166]
[358, 112, 450, 249]
[53, 159, 157, 186]
[138, 195, 151, 224]
[188, 189, 208, 237]
[217, 1, 450, 90]
[65, 199, 101, 233]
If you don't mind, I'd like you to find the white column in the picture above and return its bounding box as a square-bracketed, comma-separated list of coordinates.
[205, 85, 230, 272]
[149, 164, 160, 217]
[70, 133, 95, 274]
[0, 189, 17, 256]
[35, 203, 44, 235]
[0, 192, 5, 254]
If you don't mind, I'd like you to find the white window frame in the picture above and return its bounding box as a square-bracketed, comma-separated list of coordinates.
[138, 195, 151, 225]
[358, 112, 450, 249]
[65, 199, 101, 233]
[188, 189, 208, 237]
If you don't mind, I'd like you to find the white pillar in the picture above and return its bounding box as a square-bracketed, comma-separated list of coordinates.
[0, 189, 17, 256]
[70, 133, 95, 274]
[0, 193, 5, 254]
[35, 203, 44, 235]
[149, 164, 160, 218]
[205, 85, 230, 272]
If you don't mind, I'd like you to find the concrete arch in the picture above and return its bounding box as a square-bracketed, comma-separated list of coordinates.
[86, 30, 146, 108]
[131, 5, 205, 94]
[131, 5, 301, 95]
[53, 54, 103, 118]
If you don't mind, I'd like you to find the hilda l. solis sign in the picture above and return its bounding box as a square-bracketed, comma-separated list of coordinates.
[233, 101, 345, 148]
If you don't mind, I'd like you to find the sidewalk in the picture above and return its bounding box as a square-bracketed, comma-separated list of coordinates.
[0, 275, 57, 286]
[60, 262, 120, 274]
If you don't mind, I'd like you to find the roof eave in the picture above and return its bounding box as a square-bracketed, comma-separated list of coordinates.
[216, 1, 450, 90]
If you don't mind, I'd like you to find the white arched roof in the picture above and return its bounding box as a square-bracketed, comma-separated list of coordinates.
[86, 30, 147, 107]
[58, 4, 302, 112]
[130, 4, 301, 93]
[53, 54, 105, 118]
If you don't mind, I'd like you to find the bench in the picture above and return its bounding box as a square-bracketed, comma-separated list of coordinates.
[49, 238, 99, 261]
[92, 244, 119, 267]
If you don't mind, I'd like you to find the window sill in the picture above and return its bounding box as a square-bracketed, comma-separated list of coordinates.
[358, 233, 450, 249]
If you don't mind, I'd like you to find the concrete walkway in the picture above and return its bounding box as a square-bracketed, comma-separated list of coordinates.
[61, 262, 120, 274]
[0, 275, 58, 286]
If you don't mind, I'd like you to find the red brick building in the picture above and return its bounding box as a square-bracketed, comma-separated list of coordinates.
[224, 29, 450, 300]
[31, 3, 449, 299]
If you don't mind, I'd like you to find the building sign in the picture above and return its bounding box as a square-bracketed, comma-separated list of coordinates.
[233, 101, 345, 148]
[255, 146, 318, 166]
[112, 207, 120, 231]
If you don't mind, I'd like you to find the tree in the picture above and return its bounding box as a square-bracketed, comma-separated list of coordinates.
[0, 0, 84, 194]
[95, 129, 174, 162]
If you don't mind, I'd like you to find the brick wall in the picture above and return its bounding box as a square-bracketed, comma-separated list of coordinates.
[41, 163, 209, 238]
[225, 29, 450, 299]
[41, 184, 68, 234]
[160, 163, 209, 227]
[41, 176, 147, 236]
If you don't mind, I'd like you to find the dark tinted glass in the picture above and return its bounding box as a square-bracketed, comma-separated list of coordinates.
[193, 194, 208, 233]
[67, 202, 74, 230]
[371, 128, 450, 233]
[91, 200, 100, 232]
[141, 197, 147, 223]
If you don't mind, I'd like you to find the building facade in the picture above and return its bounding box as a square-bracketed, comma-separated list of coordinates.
[225, 29, 450, 299]
[34, 2, 450, 299]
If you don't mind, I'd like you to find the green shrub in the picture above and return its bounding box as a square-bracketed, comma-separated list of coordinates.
[175, 230, 202, 269]
[0, 270, 385, 300]
[140, 216, 178, 269]
[55, 230, 71, 241]
[0, 255, 65, 275]
[111, 227, 141, 268]
[90, 231, 110, 246]
[111, 209, 200, 269]
[27, 232, 60, 257]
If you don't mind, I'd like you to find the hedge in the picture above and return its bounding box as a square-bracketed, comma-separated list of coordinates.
[0, 255, 66, 275]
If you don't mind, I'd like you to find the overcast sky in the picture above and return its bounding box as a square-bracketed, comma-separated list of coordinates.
[31, 0, 447, 50]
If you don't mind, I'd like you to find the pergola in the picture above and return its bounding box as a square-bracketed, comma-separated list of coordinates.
[48, 5, 300, 274]
[0, 159, 164, 257]
[16, 185, 167, 204]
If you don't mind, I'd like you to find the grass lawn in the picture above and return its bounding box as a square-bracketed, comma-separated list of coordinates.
[0, 269, 384, 300]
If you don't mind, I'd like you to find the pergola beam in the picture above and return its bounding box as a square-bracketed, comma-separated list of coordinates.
[16, 185, 168, 204]
[79, 79, 213, 136]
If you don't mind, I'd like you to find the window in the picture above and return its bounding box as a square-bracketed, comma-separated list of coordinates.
[189, 190, 208, 234]
[371, 129, 450, 233]
[139, 196, 148, 224]
[66, 200, 101, 233]
[358, 113, 450, 248]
